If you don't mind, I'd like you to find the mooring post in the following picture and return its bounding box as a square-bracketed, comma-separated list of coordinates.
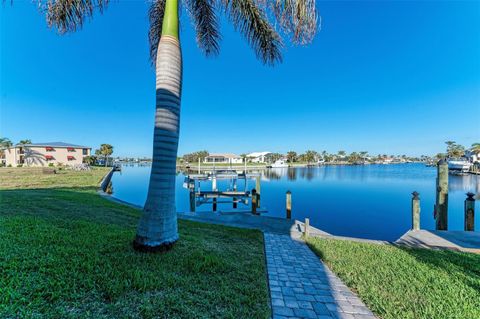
[251, 189, 258, 215]
[233, 180, 237, 209]
[256, 175, 261, 208]
[305, 218, 310, 238]
[286, 190, 292, 219]
[212, 197, 217, 212]
[198, 158, 201, 174]
[465, 192, 475, 231]
[189, 184, 196, 212]
[435, 159, 449, 230]
[411, 191, 420, 230]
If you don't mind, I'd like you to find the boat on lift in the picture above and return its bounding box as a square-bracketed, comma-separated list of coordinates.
[447, 157, 472, 174]
[271, 159, 289, 168]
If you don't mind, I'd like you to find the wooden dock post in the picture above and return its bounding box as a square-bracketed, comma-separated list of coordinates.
[256, 176, 261, 208]
[212, 197, 217, 212]
[435, 159, 449, 230]
[286, 191, 292, 219]
[411, 191, 420, 230]
[233, 180, 237, 209]
[189, 191, 196, 212]
[465, 192, 475, 231]
[251, 189, 258, 215]
[304, 218, 310, 238]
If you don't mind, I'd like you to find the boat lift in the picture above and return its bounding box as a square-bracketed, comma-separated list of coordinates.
[183, 169, 262, 212]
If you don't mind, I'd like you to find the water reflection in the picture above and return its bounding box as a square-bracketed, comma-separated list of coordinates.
[112, 164, 480, 241]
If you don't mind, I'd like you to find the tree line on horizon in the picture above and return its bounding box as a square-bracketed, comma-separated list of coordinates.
[178, 141, 480, 165]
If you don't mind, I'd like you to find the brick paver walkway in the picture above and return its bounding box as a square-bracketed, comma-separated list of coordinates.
[264, 233, 377, 319]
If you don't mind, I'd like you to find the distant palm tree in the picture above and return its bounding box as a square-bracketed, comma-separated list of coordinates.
[0, 137, 12, 149]
[286, 151, 297, 163]
[304, 150, 318, 164]
[471, 143, 480, 153]
[96, 144, 114, 167]
[36, 0, 318, 252]
[18, 139, 32, 145]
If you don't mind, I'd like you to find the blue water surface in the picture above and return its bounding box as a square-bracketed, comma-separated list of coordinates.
[110, 163, 480, 241]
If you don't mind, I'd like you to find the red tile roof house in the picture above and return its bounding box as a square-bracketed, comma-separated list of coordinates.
[1, 142, 91, 167]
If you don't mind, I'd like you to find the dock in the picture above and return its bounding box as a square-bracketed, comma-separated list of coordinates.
[396, 230, 480, 253]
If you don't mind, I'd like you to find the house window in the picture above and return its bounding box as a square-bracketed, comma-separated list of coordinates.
[67, 156, 75, 161]
[45, 147, 55, 152]
[45, 155, 54, 161]
[67, 147, 75, 152]
[82, 149, 88, 155]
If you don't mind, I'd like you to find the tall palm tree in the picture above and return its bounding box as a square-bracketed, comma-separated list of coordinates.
[36, 0, 318, 252]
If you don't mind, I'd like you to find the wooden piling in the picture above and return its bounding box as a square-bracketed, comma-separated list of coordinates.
[435, 159, 448, 230]
[256, 176, 261, 208]
[212, 197, 217, 212]
[411, 191, 420, 230]
[189, 191, 196, 212]
[465, 192, 475, 231]
[233, 180, 237, 209]
[286, 191, 292, 219]
[251, 189, 258, 215]
[304, 218, 310, 238]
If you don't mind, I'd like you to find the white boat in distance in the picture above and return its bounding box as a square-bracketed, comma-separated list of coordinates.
[448, 158, 472, 173]
[271, 159, 289, 168]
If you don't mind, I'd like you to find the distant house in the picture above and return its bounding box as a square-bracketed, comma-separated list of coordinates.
[1, 142, 91, 167]
[247, 152, 271, 163]
[466, 148, 480, 163]
[204, 153, 243, 164]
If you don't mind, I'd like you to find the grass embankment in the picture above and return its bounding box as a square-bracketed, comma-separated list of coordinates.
[0, 168, 269, 319]
[306, 237, 480, 319]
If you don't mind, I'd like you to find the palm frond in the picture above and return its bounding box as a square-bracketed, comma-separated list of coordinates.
[36, 0, 109, 34]
[148, 0, 166, 64]
[221, 0, 283, 65]
[185, 0, 220, 56]
[271, 0, 319, 45]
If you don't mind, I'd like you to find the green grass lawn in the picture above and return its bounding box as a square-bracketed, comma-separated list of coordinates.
[306, 237, 480, 319]
[0, 168, 270, 319]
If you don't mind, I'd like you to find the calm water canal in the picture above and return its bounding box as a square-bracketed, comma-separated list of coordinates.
[110, 163, 480, 241]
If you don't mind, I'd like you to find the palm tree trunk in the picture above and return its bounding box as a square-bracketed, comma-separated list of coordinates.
[133, 0, 182, 252]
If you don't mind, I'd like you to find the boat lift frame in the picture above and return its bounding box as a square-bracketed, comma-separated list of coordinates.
[184, 168, 261, 212]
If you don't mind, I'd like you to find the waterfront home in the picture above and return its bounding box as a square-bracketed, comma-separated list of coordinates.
[1, 142, 91, 167]
[204, 153, 243, 164]
[466, 148, 480, 163]
[247, 152, 271, 163]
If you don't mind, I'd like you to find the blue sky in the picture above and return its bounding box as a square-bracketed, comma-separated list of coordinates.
[1, 1, 479, 157]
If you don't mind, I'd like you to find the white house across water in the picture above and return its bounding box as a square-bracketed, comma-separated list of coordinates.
[247, 152, 271, 163]
[204, 153, 243, 164]
[1, 142, 91, 167]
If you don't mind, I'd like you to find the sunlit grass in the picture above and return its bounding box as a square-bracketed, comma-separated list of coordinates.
[0, 168, 270, 319]
[307, 237, 480, 319]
